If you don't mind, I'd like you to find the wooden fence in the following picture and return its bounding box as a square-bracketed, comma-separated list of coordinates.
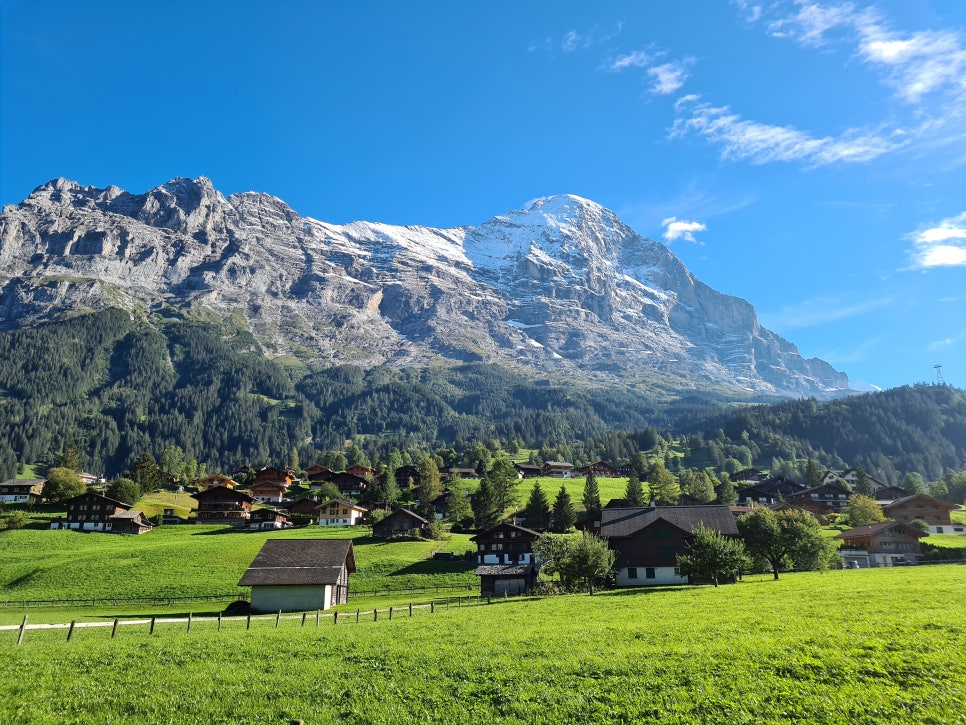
[0, 593, 513, 646]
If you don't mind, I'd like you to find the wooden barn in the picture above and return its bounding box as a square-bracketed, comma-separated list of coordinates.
[238, 539, 355, 613]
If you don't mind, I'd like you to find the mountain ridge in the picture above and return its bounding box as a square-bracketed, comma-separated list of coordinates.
[0, 177, 848, 398]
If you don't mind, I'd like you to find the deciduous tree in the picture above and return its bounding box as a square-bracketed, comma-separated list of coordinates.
[676, 524, 749, 587]
[737, 506, 834, 580]
[105, 478, 141, 505]
[42, 467, 85, 502]
[842, 494, 885, 527]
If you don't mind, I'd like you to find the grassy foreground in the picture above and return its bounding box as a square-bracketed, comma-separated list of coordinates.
[1, 566, 964, 724]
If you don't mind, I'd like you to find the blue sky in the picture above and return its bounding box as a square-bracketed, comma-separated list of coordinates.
[2, 1, 964, 391]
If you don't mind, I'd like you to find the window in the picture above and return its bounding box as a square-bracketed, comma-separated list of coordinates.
[653, 528, 671, 540]
[645, 568, 656, 579]
[627, 567, 638, 579]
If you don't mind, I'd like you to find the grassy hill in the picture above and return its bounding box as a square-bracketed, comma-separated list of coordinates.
[1, 565, 964, 724]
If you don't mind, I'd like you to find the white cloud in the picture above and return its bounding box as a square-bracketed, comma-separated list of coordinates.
[562, 31, 582, 53]
[648, 60, 693, 95]
[761, 295, 894, 330]
[560, 23, 623, 54]
[907, 212, 966, 269]
[608, 50, 653, 71]
[670, 98, 905, 166]
[929, 333, 966, 351]
[661, 216, 706, 243]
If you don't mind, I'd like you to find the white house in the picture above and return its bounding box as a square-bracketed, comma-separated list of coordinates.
[315, 499, 367, 527]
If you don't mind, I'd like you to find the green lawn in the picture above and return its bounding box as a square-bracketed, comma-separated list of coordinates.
[1, 565, 964, 724]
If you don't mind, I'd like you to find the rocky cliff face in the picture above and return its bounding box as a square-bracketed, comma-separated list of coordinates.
[0, 177, 849, 397]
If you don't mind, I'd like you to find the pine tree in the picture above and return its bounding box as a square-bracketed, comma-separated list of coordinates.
[383, 466, 401, 507]
[417, 458, 443, 517]
[582, 469, 601, 514]
[804, 459, 822, 488]
[551, 485, 576, 533]
[488, 453, 519, 513]
[625, 470, 646, 507]
[523, 481, 551, 531]
[853, 468, 875, 497]
[472, 475, 502, 531]
[55, 441, 83, 473]
[648, 461, 680, 505]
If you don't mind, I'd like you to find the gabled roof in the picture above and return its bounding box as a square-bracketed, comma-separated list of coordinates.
[238, 539, 355, 587]
[108, 510, 149, 521]
[192, 485, 256, 503]
[379, 508, 430, 525]
[63, 491, 131, 510]
[315, 498, 366, 511]
[837, 521, 926, 539]
[881, 493, 958, 511]
[470, 521, 540, 542]
[600, 505, 739, 538]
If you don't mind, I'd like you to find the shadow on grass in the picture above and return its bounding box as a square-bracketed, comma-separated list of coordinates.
[391, 560, 476, 576]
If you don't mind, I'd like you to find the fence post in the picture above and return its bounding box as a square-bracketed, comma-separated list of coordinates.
[301, 612, 307, 627]
[218, 612, 222, 632]
[316, 609, 321, 627]
[67, 620, 76, 642]
[373, 609, 378, 622]
[276, 610, 281, 628]
[187, 613, 192, 634]
[458, 597, 461, 609]
[246, 613, 251, 630]
[17, 615, 27, 646]
[150, 617, 156, 635]
[356, 609, 360, 623]
[334, 610, 339, 625]
[430, 601, 435, 614]
[409, 602, 413, 617]
[112, 618, 120, 639]
[389, 607, 393, 620]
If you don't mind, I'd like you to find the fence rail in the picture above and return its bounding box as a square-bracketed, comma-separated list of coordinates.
[0, 593, 249, 609]
[1, 592, 513, 646]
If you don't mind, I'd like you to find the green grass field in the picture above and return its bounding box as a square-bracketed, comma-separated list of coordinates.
[1, 566, 964, 724]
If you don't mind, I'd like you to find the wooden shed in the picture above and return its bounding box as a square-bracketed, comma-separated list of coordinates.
[238, 539, 355, 613]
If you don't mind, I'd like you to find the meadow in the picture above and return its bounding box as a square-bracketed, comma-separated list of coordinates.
[1, 566, 964, 724]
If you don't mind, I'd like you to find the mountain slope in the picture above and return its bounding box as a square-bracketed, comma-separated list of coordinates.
[0, 177, 848, 397]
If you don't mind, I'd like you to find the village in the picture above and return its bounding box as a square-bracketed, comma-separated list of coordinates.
[3, 455, 963, 616]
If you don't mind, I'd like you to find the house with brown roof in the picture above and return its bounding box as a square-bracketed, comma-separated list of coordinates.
[316, 499, 367, 527]
[238, 539, 355, 613]
[108, 510, 154, 535]
[576, 461, 619, 478]
[0, 479, 44, 503]
[837, 521, 925, 568]
[329, 472, 369, 497]
[786, 483, 851, 513]
[50, 491, 148, 533]
[880, 494, 964, 535]
[248, 480, 288, 503]
[371, 508, 429, 538]
[600, 505, 739, 587]
[513, 463, 543, 479]
[192, 485, 255, 526]
[249, 507, 291, 530]
[345, 464, 373, 478]
[542, 461, 575, 478]
[471, 522, 541, 596]
[252, 466, 293, 486]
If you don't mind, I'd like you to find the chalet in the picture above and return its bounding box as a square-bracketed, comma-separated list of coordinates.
[252, 466, 293, 486]
[600, 505, 739, 587]
[201, 474, 238, 490]
[0, 479, 44, 503]
[576, 461, 618, 478]
[306, 467, 335, 485]
[513, 463, 543, 479]
[50, 492, 143, 533]
[837, 521, 925, 568]
[735, 477, 805, 506]
[249, 508, 290, 530]
[285, 497, 320, 516]
[372, 508, 429, 538]
[786, 483, 851, 513]
[430, 491, 451, 520]
[823, 469, 888, 492]
[542, 461, 575, 478]
[238, 539, 355, 613]
[316, 499, 367, 527]
[880, 494, 964, 535]
[875, 486, 910, 502]
[191, 485, 255, 526]
[731, 469, 764, 483]
[329, 472, 368, 497]
[107, 510, 154, 535]
[345, 464, 373, 479]
[248, 480, 288, 503]
[471, 522, 541, 596]
[441, 466, 479, 480]
[303, 464, 334, 478]
[394, 465, 421, 488]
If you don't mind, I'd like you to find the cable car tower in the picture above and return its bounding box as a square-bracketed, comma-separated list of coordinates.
[934, 364, 945, 385]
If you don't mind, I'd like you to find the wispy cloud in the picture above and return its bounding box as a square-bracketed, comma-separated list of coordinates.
[648, 60, 693, 95]
[761, 294, 894, 330]
[906, 211, 966, 269]
[661, 217, 706, 243]
[670, 97, 906, 166]
[929, 333, 966, 351]
[558, 23, 624, 54]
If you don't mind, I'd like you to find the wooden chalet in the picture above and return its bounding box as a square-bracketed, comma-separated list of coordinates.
[200, 474, 238, 491]
[303, 464, 334, 478]
[875, 486, 911, 502]
[441, 466, 479, 480]
[238, 539, 355, 613]
[248, 480, 288, 503]
[576, 461, 619, 478]
[513, 463, 542, 479]
[316, 499, 367, 527]
[823, 469, 889, 492]
[880, 494, 963, 535]
[542, 461, 575, 478]
[306, 467, 336, 485]
[786, 483, 851, 513]
[837, 521, 925, 567]
[345, 464, 373, 479]
[329, 472, 368, 497]
[471, 522, 541, 596]
[372, 508, 429, 538]
[249, 508, 290, 530]
[600, 505, 739, 587]
[285, 497, 320, 516]
[191, 485, 255, 526]
[394, 465, 421, 488]
[0, 479, 44, 503]
[252, 466, 293, 486]
[107, 510, 154, 535]
[50, 491, 145, 533]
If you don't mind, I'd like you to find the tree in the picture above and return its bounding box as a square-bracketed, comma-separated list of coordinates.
[159, 445, 186, 482]
[582, 469, 601, 515]
[417, 458, 443, 517]
[54, 441, 83, 473]
[804, 459, 823, 488]
[318, 450, 347, 472]
[316, 482, 341, 502]
[625, 470, 647, 507]
[676, 525, 749, 587]
[127, 452, 162, 493]
[472, 475, 502, 531]
[288, 446, 300, 474]
[853, 469, 875, 497]
[559, 531, 615, 595]
[105, 478, 141, 505]
[488, 453, 519, 513]
[523, 481, 551, 531]
[382, 466, 401, 507]
[648, 461, 680, 505]
[842, 494, 885, 527]
[737, 507, 833, 580]
[445, 477, 474, 529]
[532, 533, 573, 580]
[716, 476, 738, 506]
[680, 468, 715, 503]
[551, 485, 576, 533]
[42, 467, 85, 502]
[903, 472, 926, 494]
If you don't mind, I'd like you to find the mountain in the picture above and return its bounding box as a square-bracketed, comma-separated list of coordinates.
[0, 177, 848, 398]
